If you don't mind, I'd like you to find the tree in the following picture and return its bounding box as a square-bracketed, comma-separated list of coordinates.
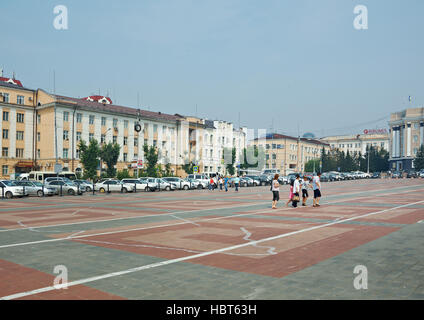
[165, 163, 173, 176]
[223, 147, 236, 176]
[182, 161, 195, 174]
[143, 144, 159, 177]
[78, 139, 100, 180]
[240, 145, 266, 171]
[414, 145, 424, 171]
[116, 169, 131, 180]
[305, 159, 321, 173]
[99, 142, 121, 177]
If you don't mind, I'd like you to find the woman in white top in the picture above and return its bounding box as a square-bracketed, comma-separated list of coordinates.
[271, 174, 280, 209]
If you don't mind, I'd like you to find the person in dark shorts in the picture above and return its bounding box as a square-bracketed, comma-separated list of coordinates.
[312, 172, 322, 207]
[271, 174, 280, 209]
[301, 176, 310, 206]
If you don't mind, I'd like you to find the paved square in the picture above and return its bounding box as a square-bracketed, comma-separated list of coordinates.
[0, 179, 423, 300]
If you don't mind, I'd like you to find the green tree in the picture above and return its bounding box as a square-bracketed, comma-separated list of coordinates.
[143, 144, 159, 177]
[305, 159, 321, 172]
[99, 142, 121, 177]
[240, 145, 266, 170]
[78, 139, 100, 180]
[223, 147, 236, 176]
[182, 161, 195, 174]
[116, 169, 131, 180]
[164, 163, 173, 176]
[413, 145, 424, 170]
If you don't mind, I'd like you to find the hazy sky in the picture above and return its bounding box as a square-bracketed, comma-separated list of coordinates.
[1, 0, 423, 137]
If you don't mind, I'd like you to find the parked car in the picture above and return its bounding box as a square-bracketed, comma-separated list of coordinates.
[405, 170, 418, 178]
[244, 175, 261, 186]
[14, 180, 56, 197]
[120, 179, 149, 191]
[0, 180, 28, 198]
[45, 180, 82, 195]
[187, 174, 210, 187]
[95, 180, 134, 193]
[162, 177, 192, 190]
[240, 177, 254, 187]
[371, 172, 381, 179]
[320, 173, 330, 182]
[74, 180, 94, 192]
[183, 178, 204, 189]
[419, 170, 424, 178]
[145, 178, 177, 191]
[392, 171, 402, 179]
[258, 174, 272, 186]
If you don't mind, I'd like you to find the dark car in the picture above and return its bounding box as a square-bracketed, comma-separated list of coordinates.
[320, 173, 330, 182]
[392, 171, 402, 179]
[371, 172, 381, 179]
[405, 170, 418, 178]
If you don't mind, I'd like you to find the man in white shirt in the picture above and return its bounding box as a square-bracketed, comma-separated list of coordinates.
[292, 175, 301, 208]
[312, 172, 322, 207]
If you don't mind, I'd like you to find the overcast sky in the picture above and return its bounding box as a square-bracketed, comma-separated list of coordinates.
[1, 0, 423, 137]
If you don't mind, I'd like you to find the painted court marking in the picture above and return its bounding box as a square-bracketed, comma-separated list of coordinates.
[2, 199, 423, 300]
[1, 183, 421, 234]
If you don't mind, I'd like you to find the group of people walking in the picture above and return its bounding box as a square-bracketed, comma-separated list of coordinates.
[208, 175, 241, 192]
[271, 173, 322, 209]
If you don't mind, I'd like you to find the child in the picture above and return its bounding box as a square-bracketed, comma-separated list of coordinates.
[286, 179, 294, 207]
[301, 176, 310, 207]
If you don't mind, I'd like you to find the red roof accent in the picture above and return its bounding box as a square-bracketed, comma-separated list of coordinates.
[0, 77, 23, 87]
[82, 96, 113, 104]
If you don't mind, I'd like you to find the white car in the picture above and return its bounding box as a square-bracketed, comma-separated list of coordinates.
[162, 177, 193, 190]
[187, 174, 210, 188]
[0, 180, 29, 198]
[121, 179, 149, 191]
[95, 180, 134, 193]
[145, 178, 177, 191]
[14, 180, 56, 197]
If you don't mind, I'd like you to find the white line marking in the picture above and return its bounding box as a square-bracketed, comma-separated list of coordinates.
[0, 189, 419, 250]
[2, 199, 423, 300]
[1, 183, 421, 234]
[240, 227, 276, 255]
[170, 215, 201, 227]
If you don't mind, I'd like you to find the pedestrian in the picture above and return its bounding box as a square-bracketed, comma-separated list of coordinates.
[292, 174, 301, 208]
[219, 176, 223, 191]
[234, 175, 240, 192]
[271, 174, 280, 209]
[209, 177, 214, 191]
[286, 179, 294, 207]
[224, 176, 229, 192]
[312, 172, 322, 207]
[301, 176, 310, 207]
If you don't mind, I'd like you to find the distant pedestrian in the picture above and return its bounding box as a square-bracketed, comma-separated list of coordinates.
[219, 176, 223, 190]
[271, 174, 280, 209]
[224, 176, 229, 192]
[312, 172, 322, 207]
[292, 175, 301, 208]
[234, 176, 240, 192]
[209, 177, 214, 191]
[301, 176, 310, 206]
[286, 180, 294, 207]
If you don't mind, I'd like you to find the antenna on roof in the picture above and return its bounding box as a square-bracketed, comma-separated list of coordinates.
[0, 68, 3, 77]
[12, 71, 15, 79]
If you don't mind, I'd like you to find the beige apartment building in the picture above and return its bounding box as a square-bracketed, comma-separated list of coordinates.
[0, 76, 247, 179]
[321, 132, 390, 155]
[250, 133, 330, 175]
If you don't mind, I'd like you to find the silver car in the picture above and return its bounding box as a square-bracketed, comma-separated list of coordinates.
[45, 180, 80, 196]
[14, 180, 55, 197]
[95, 180, 134, 193]
[146, 178, 177, 191]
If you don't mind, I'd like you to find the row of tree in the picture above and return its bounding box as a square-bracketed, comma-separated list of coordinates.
[305, 146, 390, 173]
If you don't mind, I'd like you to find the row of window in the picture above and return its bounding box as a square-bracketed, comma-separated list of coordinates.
[2, 94, 25, 105]
[2, 148, 24, 158]
[2, 129, 24, 140]
[2, 111, 25, 122]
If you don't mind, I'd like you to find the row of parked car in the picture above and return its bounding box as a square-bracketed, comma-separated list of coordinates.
[390, 169, 424, 179]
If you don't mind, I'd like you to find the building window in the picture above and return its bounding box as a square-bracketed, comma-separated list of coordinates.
[63, 130, 69, 141]
[16, 148, 24, 158]
[76, 113, 82, 123]
[37, 149, 41, 158]
[2, 129, 8, 139]
[101, 117, 106, 126]
[17, 113, 24, 123]
[63, 148, 69, 159]
[123, 153, 128, 162]
[101, 134, 105, 144]
[266, 154, 270, 160]
[123, 137, 128, 145]
[63, 111, 69, 122]
[2, 148, 8, 157]
[144, 138, 148, 145]
[134, 154, 138, 159]
[2, 165, 8, 175]
[17, 95, 25, 104]
[113, 136, 117, 144]
[134, 138, 138, 146]
[153, 124, 158, 133]
[124, 120, 128, 129]
[75, 132, 81, 141]
[413, 135, 418, 142]
[89, 133, 94, 141]
[153, 140, 157, 147]
[2, 111, 9, 121]
[2, 93, 9, 103]
[89, 115, 95, 125]
[76, 149, 80, 159]
[272, 154, 277, 160]
[16, 131, 24, 140]
[413, 148, 418, 155]
[113, 118, 118, 127]
[37, 114, 41, 124]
